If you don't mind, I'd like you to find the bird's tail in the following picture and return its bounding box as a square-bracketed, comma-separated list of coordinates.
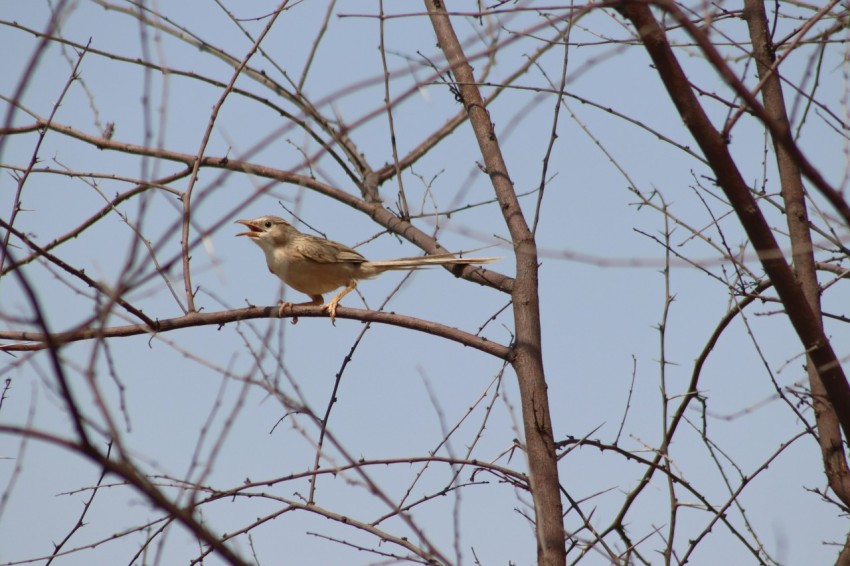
[364, 253, 498, 274]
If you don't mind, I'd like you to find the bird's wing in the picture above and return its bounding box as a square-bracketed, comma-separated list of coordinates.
[297, 235, 367, 264]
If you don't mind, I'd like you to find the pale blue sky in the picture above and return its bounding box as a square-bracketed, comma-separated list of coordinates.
[2, 2, 849, 565]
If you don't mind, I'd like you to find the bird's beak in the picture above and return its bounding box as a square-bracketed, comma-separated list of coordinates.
[235, 219, 262, 239]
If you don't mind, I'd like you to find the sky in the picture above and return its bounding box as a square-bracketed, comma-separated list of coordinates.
[1, 1, 849, 565]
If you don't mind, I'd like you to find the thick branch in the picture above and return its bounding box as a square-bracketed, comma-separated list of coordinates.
[617, 2, 850, 443]
[423, 1, 566, 564]
[658, 0, 850, 226]
[743, 3, 850, 561]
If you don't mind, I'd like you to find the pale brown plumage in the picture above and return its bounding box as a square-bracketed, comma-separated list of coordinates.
[236, 215, 498, 322]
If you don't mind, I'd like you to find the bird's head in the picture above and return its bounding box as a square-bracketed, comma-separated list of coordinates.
[235, 216, 293, 252]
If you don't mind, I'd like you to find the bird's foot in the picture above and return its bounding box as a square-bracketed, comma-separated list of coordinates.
[321, 283, 355, 326]
[278, 300, 298, 324]
[279, 296, 325, 325]
[322, 299, 341, 326]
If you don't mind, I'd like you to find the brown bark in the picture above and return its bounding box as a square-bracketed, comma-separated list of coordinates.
[616, 1, 850, 444]
[743, 2, 850, 563]
[423, 1, 566, 564]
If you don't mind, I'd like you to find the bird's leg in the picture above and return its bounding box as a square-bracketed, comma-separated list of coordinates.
[279, 295, 323, 324]
[323, 280, 357, 324]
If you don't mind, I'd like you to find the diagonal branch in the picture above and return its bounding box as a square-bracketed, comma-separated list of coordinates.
[617, 3, 850, 441]
[656, 0, 850, 226]
[0, 118, 513, 295]
[743, 3, 850, 562]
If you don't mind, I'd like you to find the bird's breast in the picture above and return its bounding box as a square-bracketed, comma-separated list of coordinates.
[265, 248, 359, 296]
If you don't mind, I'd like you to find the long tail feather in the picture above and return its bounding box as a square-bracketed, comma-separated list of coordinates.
[364, 255, 499, 272]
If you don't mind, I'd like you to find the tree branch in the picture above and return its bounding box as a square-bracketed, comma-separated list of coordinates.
[0, 118, 514, 295]
[618, 0, 850, 444]
[423, 1, 566, 564]
[0, 305, 512, 360]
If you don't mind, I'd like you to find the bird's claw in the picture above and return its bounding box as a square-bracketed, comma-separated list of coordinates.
[322, 300, 339, 326]
[278, 301, 298, 324]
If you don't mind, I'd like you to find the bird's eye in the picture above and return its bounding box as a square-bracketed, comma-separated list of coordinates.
[264, 221, 272, 229]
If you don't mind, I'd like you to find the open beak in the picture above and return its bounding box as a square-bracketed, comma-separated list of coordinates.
[235, 219, 262, 239]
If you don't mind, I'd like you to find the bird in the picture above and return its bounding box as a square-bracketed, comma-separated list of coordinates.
[235, 215, 498, 323]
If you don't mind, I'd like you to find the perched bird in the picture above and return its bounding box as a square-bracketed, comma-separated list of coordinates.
[236, 215, 498, 322]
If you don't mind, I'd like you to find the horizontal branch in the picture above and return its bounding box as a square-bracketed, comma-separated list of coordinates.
[0, 305, 513, 360]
